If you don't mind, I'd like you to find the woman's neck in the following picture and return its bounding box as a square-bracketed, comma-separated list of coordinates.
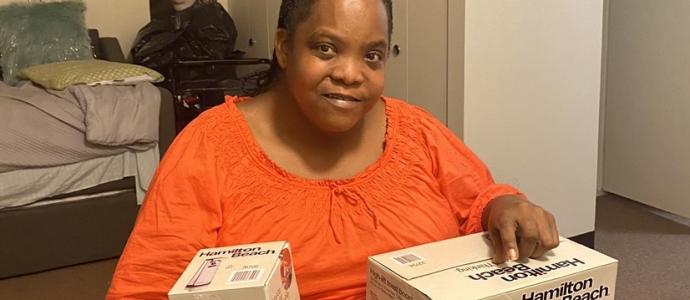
[239, 86, 387, 179]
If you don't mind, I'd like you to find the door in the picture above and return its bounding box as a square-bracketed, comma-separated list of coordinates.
[383, 0, 409, 102]
[603, 0, 690, 218]
[248, 0, 271, 59]
[384, 0, 448, 124]
[227, 0, 251, 54]
[407, 0, 448, 124]
[228, 0, 271, 59]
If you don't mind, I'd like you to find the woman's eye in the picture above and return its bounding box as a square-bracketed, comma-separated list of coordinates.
[316, 44, 334, 54]
[365, 51, 384, 62]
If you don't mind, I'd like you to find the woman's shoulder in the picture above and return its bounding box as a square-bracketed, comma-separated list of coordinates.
[383, 96, 445, 132]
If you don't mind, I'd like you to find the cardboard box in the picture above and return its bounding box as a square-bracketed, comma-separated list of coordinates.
[169, 241, 300, 300]
[367, 233, 617, 300]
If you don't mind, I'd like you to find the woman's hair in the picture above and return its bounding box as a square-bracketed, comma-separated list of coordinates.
[251, 0, 393, 95]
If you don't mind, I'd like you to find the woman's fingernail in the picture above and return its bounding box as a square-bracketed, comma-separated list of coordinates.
[508, 249, 518, 261]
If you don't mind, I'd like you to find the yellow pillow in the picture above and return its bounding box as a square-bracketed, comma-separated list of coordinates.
[19, 59, 164, 90]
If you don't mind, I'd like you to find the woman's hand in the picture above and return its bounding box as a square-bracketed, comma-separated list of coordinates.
[481, 195, 559, 263]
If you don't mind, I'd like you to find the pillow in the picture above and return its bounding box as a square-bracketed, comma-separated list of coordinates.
[0, 1, 93, 85]
[20, 59, 164, 90]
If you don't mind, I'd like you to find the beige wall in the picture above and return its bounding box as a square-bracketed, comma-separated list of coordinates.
[465, 0, 604, 236]
[81, 0, 149, 56]
[447, 0, 465, 138]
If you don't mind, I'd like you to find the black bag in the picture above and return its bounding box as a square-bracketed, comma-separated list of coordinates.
[131, 1, 239, 75]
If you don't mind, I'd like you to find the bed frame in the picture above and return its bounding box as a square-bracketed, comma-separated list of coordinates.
[0, 179, 138, 278]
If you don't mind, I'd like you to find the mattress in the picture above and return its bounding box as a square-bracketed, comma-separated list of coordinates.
[0, 145, 159, 210]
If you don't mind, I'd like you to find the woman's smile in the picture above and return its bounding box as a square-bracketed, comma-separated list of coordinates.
[321, 93, 363, 110]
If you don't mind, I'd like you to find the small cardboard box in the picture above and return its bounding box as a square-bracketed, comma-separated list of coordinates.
[169, 241, 300, 300]
[367, 233, 617, 300]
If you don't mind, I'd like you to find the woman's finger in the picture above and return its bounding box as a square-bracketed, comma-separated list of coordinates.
[531, 211, 555, 258]
[497, 218, 519, 262]
[489, 229, 507, 264]
[516, 220, 538, 259]
[548, 212, 560, 249]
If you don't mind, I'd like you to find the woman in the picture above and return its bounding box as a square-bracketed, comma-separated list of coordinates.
[107, 0, 559, 299]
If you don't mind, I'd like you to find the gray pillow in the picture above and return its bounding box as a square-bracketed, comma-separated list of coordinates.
[0, 0, 93, 85]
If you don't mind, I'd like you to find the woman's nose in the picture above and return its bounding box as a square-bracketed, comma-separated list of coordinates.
[330, 57, 365, 86]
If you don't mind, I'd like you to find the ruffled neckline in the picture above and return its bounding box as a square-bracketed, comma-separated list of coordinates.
[223, 95, 400, 189]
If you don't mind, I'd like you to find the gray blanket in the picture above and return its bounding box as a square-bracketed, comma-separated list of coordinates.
[0, 81, 160, 173]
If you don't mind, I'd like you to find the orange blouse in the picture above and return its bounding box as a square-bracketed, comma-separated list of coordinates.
[106, 96, 521, 300]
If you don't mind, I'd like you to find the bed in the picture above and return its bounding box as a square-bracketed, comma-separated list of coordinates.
[0, 34, 176, 279]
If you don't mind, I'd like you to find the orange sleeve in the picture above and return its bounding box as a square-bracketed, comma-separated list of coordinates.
[415, 107, 523, 235]
[106, 117, 223, 300]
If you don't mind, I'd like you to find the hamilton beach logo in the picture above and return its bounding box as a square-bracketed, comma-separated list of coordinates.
[200, 247, 276, 258]
[467, 258, 585, 282]
[522, 278, 611, 300]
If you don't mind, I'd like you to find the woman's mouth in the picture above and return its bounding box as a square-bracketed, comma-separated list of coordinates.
[322, 93, 362, 110]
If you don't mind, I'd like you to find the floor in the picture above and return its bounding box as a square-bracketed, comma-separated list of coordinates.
[593, 194, 690, 300]
[0, 259, 117, 300]
[0, 193, 688, 299]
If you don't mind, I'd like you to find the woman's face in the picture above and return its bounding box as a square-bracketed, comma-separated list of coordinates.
[276, 0, 389, 133]
[170, 0, 195, 11]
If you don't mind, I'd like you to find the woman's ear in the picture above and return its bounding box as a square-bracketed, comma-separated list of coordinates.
[274, 29, 289, 69]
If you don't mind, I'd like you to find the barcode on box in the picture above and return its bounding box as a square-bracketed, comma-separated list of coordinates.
[227, 269, 263, 284]
[392, 253, 424, 265]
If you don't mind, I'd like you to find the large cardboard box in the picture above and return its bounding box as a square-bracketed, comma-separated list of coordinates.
[169, 241, 300, 300]
[367, 233, 617, 300]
